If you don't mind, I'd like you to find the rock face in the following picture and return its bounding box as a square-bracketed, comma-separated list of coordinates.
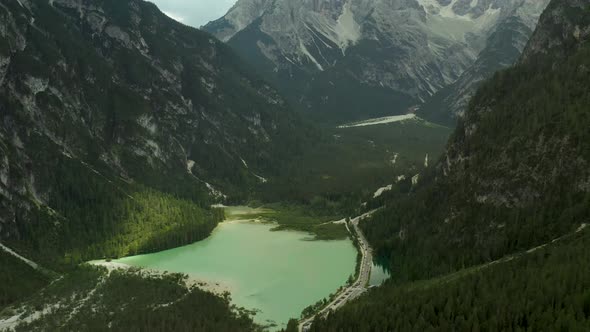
[205, 0, 549, 123]
[0, 0, 309, 240]
[520, 0, 590, 61]
[441, 0, 590, 209]
[331, 0, 590, 290]
[419, 0, 550, 124]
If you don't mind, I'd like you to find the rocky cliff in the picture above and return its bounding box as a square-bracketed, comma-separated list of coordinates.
[0, 0, 310, 244]
[419, 0, 549, 124]
[205, 0, 549, 123]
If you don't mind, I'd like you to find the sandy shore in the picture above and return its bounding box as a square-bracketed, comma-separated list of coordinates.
[87, 260, 232, 295]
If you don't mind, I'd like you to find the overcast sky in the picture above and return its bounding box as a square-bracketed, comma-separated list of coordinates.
[149, 0, 237, 28]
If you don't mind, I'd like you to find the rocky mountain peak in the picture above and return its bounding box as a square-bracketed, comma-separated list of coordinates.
[205, 0, 550, 122]
[520, 0, 590, 62]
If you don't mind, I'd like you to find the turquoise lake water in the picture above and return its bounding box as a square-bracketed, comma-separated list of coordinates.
[115, 217, 357, 330]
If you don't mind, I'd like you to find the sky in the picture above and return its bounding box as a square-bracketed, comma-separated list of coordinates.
[149, 0, 238, 28]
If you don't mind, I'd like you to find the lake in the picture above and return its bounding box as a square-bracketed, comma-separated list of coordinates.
[369, 260, 391, 286]
[114, 208, 357, 330]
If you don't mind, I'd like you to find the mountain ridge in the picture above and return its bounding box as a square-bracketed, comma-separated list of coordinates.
[205, 0, 549, 123]
[307, 0, 590, 328]
[0, 0, 313, 265]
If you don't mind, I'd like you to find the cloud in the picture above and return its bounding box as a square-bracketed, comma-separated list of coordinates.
[149, 0, 238, 28]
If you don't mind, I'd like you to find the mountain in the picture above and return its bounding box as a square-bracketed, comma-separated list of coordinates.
[364, 0, 590, 285]
[205, 0, 549, 123]
[0, 0, 312, 265]
[419, 0, 549, 124]
[520, 0, 590, 61]
[308, 0, 590, 329]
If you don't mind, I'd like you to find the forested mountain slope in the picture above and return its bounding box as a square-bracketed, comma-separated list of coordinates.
[0, 250, 50, 310]
[3, 266, 256, 332]
[205, 0, 548, 123]
[0, 0, 312, 267]
[311, 227, 590, 331]
[310, 0, 590, 329]
[365, 0, 590, 283]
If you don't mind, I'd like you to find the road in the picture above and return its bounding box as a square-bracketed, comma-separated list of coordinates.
[299, 210, 377, 332]
[298, 217, 589, 331]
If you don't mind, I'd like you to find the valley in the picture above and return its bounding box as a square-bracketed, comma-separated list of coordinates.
[0, 204, 378, 331]
[1, 98, 446, 331]
[98, 205, 358, 331]
[259, 115, 452, 208]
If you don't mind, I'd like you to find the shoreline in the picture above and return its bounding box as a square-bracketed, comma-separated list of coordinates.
[87, 260, 233, 296]
[299, 210, 379, 331]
